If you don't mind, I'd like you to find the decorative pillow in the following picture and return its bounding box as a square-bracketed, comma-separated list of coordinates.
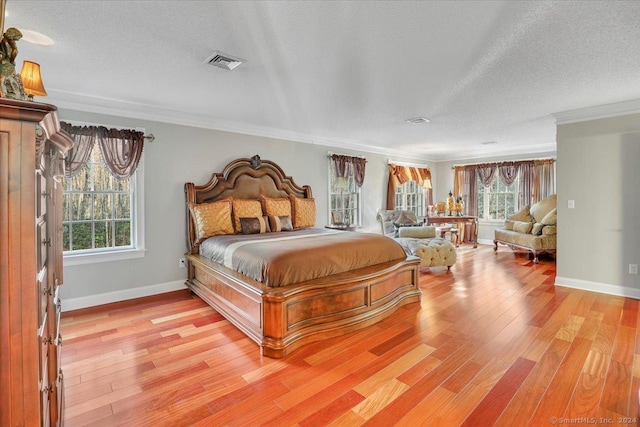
[504, 220, 515, 231]
[531, 222, 545, 235]
[188, 199, 234, 243]
[396, 211, 417, 225]
[513, 220, 533, 234]
[240, 216, 271, 234]
[232, 199, 263, 233]
[508, 205, 534, 223]
[540, 208, 557, 225]
[268, 215, 293, 232]
[262, 196, 292, 218]
[398, 226, 436, 239]
[542, 225, 557, 235]
[289, 196, 316, 229]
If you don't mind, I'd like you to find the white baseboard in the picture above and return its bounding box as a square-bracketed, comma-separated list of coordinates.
[555, 276, 640, 300]
[477, 239, 494, 246]
[62, 280, 187, 312]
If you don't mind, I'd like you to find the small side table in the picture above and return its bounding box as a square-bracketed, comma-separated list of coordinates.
[325, 224, 356, 232]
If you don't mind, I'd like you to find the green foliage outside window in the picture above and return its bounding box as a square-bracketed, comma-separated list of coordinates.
[62, 145, 133, 253]
[476, 175, 517, 220]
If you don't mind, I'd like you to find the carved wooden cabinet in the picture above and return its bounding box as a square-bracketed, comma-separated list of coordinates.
[0, 99, 72, 426]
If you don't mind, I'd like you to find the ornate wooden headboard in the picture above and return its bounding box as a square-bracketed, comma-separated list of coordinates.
[184, 155, 313, 252]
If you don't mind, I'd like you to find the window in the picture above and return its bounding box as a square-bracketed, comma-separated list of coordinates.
[476, 175, 518, 220]
[328, 161, 362, 226]
[62, 143, 145, 265]
[395, 180, 427, 217]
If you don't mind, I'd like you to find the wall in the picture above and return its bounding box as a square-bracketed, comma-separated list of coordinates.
[556, 113, 640, 298]
[434, 151, 556, 243]
[59, 108, 435, 309]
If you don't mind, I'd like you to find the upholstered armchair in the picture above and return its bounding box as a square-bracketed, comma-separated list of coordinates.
[493, 194, 557, 263]
[377, 209, 456, 269]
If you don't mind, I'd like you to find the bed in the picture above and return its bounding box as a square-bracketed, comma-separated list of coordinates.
[184, 155, 421, 358]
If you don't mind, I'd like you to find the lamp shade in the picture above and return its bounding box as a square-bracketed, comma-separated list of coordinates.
[421, 177, 432, 190]
[20, 61, 47, 97]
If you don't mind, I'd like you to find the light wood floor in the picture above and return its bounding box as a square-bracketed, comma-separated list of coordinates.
[61, 245, 639, 426]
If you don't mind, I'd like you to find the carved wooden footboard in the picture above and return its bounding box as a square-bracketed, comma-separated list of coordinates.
[186, 253, 420, 358]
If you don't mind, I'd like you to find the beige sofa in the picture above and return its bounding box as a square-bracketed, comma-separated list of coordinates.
[493, 194, 557, 263]
[377, 209, 456, 269]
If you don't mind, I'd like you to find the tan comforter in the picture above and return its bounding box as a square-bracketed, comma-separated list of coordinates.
[199, 228, 406, 287]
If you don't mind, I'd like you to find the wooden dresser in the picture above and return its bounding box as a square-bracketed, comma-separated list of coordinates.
[0, 99, 72, 426]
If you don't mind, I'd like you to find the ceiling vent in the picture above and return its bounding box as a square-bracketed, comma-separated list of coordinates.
[405, 117, 431, 124]
[481, 141, 498, 145]
[204, 51, 245, 71]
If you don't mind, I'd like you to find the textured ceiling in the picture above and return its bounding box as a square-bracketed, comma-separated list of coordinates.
[8, 1, 640, 161]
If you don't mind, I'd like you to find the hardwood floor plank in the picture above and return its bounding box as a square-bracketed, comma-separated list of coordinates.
[612, 326, 636, 365]
[493, 338, 571, 426]
[59, 247, 639, 426]
[273, 351, 375, 412]
[296, 389, 365, 427]
[433, 357, 512, 426]
[394, 386, 457, 427]
[354, 343, 435, 396]
[351, 378, 410, 420]
[461, 357, 536, 426]
[600, 359, 633, 415]
[565, 373, 605, 419]
[527, 337, 594, 425]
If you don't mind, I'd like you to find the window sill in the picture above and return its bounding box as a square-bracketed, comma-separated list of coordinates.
[63, 248, 146, 266]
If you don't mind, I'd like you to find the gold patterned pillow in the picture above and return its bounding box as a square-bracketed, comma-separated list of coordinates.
[232, 199, 263, 233]
[261, 196, 291, 218]
[188, 199, 234, 243]
[290, 196, 316, 229]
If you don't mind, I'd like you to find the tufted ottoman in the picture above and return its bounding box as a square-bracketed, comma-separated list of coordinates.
[399, 237, 457, 269]
[376, 210, 456, 270]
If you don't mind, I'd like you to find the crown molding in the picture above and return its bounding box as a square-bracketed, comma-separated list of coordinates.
[434, 142, 557, 162]
[47, 89, 556, 164]
[553, 99, 640, 125]
[47, 89, 435, 162]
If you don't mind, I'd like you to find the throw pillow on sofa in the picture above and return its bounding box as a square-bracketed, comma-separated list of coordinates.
[531, 223, 545, 235]
[510, 205, 535, 223]
[541, 208, 557, 225]
[513, 221, 533, 234]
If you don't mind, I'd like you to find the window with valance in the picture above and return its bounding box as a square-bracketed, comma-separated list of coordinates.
[453, 159, 555, 220]
[329, 154, 367, 227]
[60, 122, 146, 259]
[386, 163, 433, 215]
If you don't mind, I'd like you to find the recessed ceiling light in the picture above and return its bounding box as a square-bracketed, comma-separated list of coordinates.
[20, 29, 54, 46]
[481, 141, 498, 145]
[204, 51, 245, 71]
[405, 117, 431, 124]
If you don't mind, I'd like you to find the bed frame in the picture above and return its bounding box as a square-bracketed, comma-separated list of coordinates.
[184, 155, 421, 358]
